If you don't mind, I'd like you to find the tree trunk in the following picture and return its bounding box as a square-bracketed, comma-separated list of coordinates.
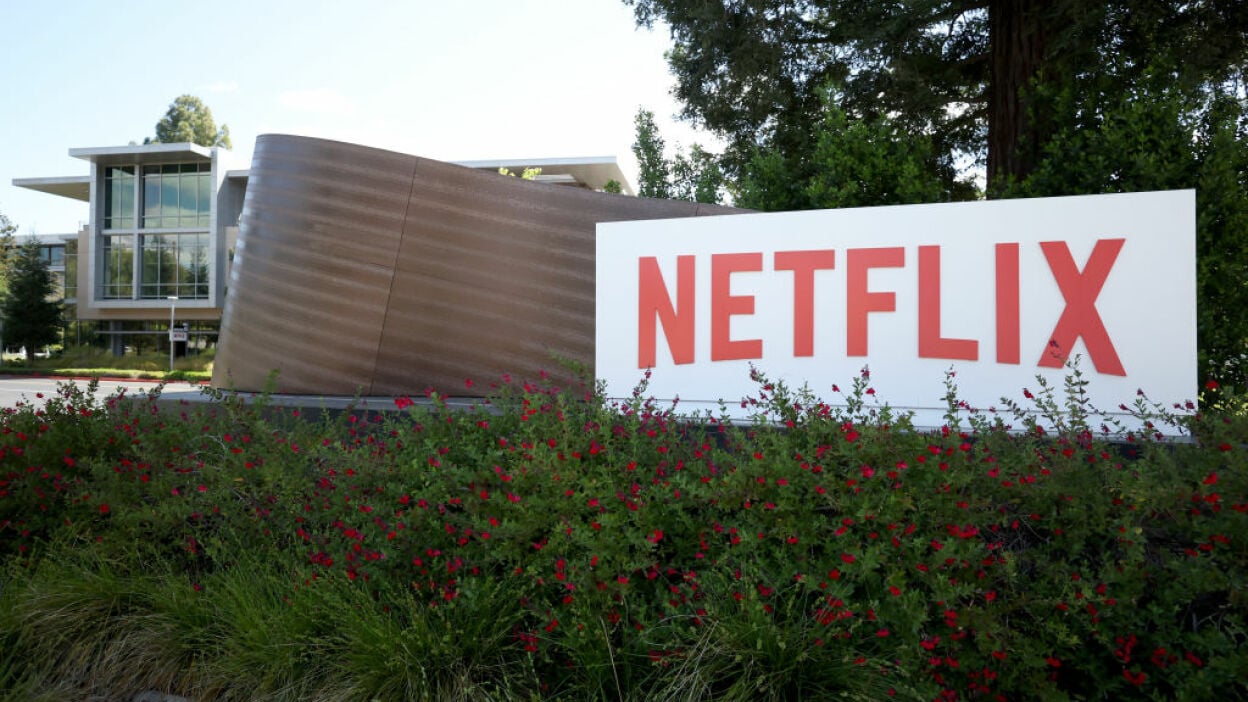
[987, 0, 1051, 192]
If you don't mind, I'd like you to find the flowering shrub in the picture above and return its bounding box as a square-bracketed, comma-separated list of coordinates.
[0, 371, 1245, 700]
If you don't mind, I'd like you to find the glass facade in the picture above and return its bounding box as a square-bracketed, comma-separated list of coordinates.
[103, 166, 136, 230]
[98, 161, 211, 301]
[139, 233, 209, 299]
[100, 236, 134, 299]
[64, 240, 77, 301]
[36, 244, 65, 268]
[142, 163, 211, 229]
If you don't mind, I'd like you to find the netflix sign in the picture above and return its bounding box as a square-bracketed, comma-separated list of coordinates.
[596, 191, 1197, 432]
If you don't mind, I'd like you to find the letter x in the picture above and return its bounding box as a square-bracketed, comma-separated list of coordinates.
[1038, 239, 1126, 376]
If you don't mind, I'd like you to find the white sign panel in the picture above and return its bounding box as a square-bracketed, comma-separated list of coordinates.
[596, 191, 1197, 433]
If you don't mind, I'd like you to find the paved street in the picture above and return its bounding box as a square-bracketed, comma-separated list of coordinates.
[0, 376, 200, 410]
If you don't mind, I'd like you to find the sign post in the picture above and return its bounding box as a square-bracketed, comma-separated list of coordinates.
[167, 296, 178, 373]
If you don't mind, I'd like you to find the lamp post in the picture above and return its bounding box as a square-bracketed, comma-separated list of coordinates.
[167, 296, 178, 373]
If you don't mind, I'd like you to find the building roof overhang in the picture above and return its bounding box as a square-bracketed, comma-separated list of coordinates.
[69, 142, 215, 167]
[11, 175, 90, 202]
[221, 156, 635, 195]
[453, 156, 635, 195]
[17, 145, 632, 202]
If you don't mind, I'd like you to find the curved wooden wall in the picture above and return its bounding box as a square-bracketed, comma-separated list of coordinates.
[212, 134, 743, 395]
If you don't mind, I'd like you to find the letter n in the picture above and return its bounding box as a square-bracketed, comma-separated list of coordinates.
[638, 256, 695, 367]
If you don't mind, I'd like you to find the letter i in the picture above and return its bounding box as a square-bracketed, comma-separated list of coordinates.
[995, 243, 1020, 364]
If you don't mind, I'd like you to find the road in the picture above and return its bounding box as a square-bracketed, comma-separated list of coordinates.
[0, 376, 201, 410]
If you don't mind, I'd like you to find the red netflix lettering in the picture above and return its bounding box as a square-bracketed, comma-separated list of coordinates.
[847, 248, 905, 356]
[775, 249, 837, 357]
[633, 239, 1129, 377]
[995, 243, 1020, 364]
[638, 256, 695, 367]
[711, 253, 764, 361]
[1038, 239, 1126, 376]
[918, 245, 978, 360]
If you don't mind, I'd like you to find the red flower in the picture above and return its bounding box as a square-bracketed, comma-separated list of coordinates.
[99, 504, 110, 515]
[394, 396, 414, 410]
[841, 553, 856, 564]
[1122, 669, 1147, 686]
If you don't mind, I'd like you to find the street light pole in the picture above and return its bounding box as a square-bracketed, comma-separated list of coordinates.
[168, 296, 178, 373]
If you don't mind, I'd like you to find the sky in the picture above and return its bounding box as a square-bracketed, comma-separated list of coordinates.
[0, 0, 719, 235]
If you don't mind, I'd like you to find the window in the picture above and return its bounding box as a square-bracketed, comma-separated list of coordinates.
[37, 245, 64, 268]
[64, 241, 77, 301]
[98, 161, 212, 301]
[139, 233, 209, 299]
[103, 166, 135, 230]
[142, 163, 210, 229]
[100, 236, 133, 299]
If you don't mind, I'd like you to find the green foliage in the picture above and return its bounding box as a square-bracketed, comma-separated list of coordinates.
[0, 208, 18, 298]
[498, 166, 542, 181]
[148, 95, 231, 149]
[0, 344, 214, 382]
[737, 88, 979, 211]
[629, 0, 1248, 387]
[1, 371, 1247, 699]
[670, 143, 725, 204]
[1, 239, 62, 361]
[603, 179, 623, 195]
[625, 0, 1248, 184]
[632, 108, 671, 199]
[632, 108, 725, 204]
[1005, 70, 1248, 387]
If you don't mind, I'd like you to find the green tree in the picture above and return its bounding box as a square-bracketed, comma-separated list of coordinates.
[632, 109, 672, 199]
[147, 95, 232, 149]
[624, 0, 1248, 187]
[2, 239, 62, 361]
[630, 1, 1248, 386]
[498, 167, 542, 180]
[632, 108, 725, 204]
[670, 144, 726, 204]
[1006, 69, 1248, 386]
[737, 87, 977, 211]
[0, 208, 18, 297]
